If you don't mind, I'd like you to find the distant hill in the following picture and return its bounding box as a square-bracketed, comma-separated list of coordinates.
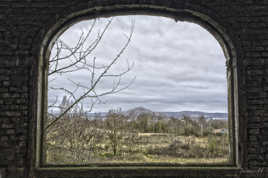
[86, 107, 227, 120]
[124, 107, 153, 120]
[162, 111, 227, 119]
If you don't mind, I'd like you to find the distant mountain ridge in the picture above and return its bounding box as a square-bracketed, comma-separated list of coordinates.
[87, 107, 227, 120]
[162, 111, 227, 119]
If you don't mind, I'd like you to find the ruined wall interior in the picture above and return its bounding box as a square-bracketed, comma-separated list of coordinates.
[0, 0, 268, 178]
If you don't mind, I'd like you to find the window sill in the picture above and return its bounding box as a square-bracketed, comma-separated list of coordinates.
[35, 166, 242, 178]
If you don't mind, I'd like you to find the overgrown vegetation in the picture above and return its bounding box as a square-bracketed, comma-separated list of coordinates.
[44, 100, 229, 165]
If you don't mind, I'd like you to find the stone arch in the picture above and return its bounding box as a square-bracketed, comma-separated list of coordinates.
[40, 6, 237, 66]
[34, 1, 243, 175]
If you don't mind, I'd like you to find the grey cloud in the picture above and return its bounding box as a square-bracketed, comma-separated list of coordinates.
[48, 15, 228, 113]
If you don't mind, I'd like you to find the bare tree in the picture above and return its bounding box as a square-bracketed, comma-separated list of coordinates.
[105, 109, 127, 156]
[46, 18, 135, 130]
[45, 97, 105, 164]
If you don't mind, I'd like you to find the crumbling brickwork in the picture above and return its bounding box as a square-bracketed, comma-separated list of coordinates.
[0, 0, 268, 178]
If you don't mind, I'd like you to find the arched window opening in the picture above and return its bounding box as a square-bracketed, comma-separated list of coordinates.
[42, 15, 232, 166]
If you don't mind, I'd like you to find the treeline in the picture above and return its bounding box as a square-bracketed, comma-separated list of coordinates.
[44, 109, 229, 164]
[58, 110, 228, 137]
[115, 112, 228, 137]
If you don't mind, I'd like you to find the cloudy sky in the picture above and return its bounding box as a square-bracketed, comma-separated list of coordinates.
[48, 15, 227, 113]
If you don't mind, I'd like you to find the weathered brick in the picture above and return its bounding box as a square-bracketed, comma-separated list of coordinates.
[0, 1, 267, 178]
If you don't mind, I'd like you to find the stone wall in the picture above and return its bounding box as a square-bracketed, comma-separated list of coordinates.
[0, 0, 268, 177]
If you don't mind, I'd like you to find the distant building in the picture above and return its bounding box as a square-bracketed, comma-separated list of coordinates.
[212, 117, 228, 120]
[213, 128, 228, 135]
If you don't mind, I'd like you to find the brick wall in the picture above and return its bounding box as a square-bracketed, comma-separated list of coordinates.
[0, 0, 267, 177]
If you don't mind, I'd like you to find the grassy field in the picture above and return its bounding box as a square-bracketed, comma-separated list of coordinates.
[45, 130, 229, 165]
[44, 110, 230, 165]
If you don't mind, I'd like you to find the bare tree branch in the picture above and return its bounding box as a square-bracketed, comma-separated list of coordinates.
[48, 19, 112, 76]
[46, 18, 135, 130]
